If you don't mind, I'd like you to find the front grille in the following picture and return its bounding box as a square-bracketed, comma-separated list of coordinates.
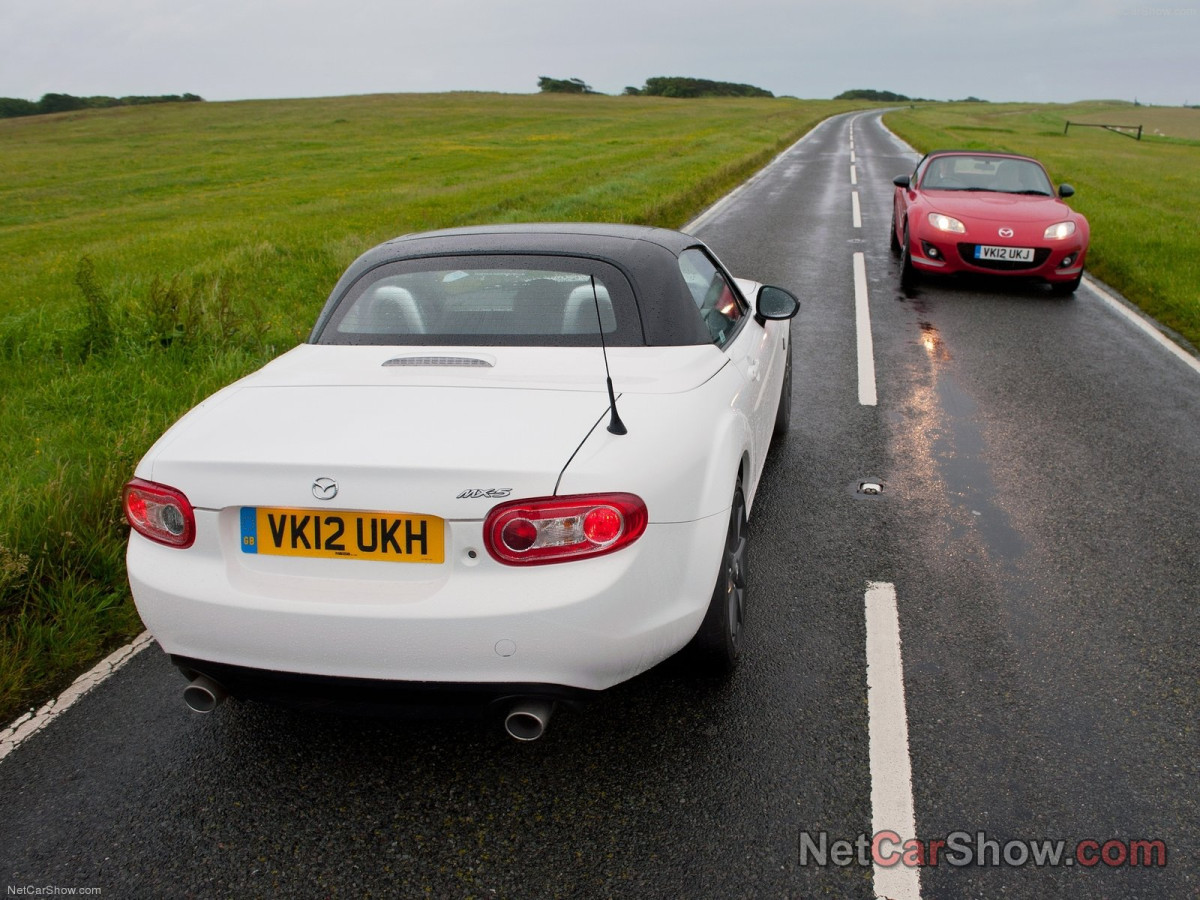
[957, 245, 1052, 271]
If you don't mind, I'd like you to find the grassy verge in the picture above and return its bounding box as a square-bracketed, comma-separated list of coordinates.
[0, 92, 874, 723]
[882, 101, 1200, 350]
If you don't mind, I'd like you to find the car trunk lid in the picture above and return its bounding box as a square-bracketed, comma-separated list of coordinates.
[140, 344, 724, 518]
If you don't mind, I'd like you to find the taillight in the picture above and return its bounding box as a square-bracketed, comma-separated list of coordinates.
[483, 493, 647, 565]
[123, 478, 196, 548]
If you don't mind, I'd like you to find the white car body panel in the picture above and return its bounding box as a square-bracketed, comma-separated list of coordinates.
[129, 512, 727, 690]
[125, 229, 797, 697]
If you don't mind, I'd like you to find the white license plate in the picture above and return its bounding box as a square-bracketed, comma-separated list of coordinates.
[975, 245, 1035, 262]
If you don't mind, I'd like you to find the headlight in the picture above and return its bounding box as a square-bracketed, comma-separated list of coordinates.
[928, 213, 966, 233]
[1044, 221, 1077, 240]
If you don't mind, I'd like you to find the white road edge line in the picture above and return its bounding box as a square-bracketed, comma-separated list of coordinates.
[1084, 276, 1200, 376]
[0, 631, 154, 763]
[853, 252, 878, 406]
[851, 191, 862, 229]
[865, 581, 923, 900]
[686, 117, 840, 233]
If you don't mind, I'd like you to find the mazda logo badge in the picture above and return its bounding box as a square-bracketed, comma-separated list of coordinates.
[312, 477, 338, 501]
[998, 227, 1014, 238]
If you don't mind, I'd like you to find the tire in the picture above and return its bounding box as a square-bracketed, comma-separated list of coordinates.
[890, 211, 902, 256]
[1050, 272, 1082, 297]
[772, 346, 792, 441]
[900, 226, 918, 289]
[687, 484, 748, 675]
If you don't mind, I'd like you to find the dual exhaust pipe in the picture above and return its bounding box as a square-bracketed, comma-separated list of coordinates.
[182, 677, 555, 740]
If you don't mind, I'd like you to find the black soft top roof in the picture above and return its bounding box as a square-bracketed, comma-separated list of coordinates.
[308, 224, 716, 346]
[379, 222, 697, 255]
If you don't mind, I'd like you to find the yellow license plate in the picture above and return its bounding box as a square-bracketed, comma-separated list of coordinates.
[240, 507, 444, 563]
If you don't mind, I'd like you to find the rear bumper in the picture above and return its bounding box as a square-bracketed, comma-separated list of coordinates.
[170, 656, 600, 716]
[130, 510, 727, 692]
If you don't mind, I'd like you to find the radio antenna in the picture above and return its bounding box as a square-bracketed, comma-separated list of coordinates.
[591, 275, 627, 435]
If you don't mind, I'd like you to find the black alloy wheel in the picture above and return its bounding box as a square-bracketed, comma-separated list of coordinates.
[900, 225, 918, 289]
[688, 483, 748, 674]
[1050, 271, 1083, 297]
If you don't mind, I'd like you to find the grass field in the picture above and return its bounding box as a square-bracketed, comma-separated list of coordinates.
[883, 100, 1200, 350]
[1064, 103, 1200, 141]
[0, 91, 875, 723]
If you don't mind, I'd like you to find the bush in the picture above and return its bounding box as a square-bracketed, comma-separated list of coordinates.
[537, 77, 597, 95]
[639, 77, 773, 99]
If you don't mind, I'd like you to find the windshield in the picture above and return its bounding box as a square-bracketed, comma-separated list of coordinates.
[315, 255, 644, 347]
[920, 156, 1054, 195]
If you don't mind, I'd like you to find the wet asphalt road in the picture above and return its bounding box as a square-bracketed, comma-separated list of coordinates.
[2, 112, 1197, 899]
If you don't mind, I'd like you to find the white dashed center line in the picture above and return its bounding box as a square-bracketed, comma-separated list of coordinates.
[853, 252, 877, 406]
[866, 581, 922, 900]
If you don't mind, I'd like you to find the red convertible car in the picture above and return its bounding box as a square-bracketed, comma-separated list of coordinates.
[891, 150, 1089, 295]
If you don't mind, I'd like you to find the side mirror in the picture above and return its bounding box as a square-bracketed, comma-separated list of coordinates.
[1058, 183, 1075, 198]
[893, 175, 911, 188]
[756, 285, 800, 322]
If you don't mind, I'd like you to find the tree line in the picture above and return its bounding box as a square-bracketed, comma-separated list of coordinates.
[627, 77, 773, 98]
[537, 80, 991, 102]
[834, 89, 988, 103]
[0, 93, 203, 119]
[539, 76, 773, 98]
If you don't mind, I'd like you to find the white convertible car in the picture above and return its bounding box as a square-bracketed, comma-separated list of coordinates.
[124, 224, 799, 739]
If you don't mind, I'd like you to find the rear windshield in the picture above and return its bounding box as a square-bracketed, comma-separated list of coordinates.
[314, 255, 644, 347]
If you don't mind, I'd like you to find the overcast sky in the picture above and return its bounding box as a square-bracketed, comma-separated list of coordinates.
[2, 0, 1197, 106]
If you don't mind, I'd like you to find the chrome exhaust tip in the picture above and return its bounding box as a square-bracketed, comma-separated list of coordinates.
[503, 699, 555, 741]
[182, 674, 228, 713]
